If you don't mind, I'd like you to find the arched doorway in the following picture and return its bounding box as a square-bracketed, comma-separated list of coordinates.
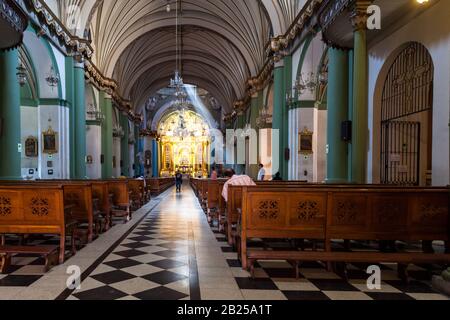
[380, 42, 434, 186]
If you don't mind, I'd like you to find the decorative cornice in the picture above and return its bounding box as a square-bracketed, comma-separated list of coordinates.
[0, 0, 28, 51]
[84, 59, 141, 124]
[25, 0, 93, 59]
[140, 129, 159, 139]
[19, 0, 143, 125]
[319, 0, 352, 32]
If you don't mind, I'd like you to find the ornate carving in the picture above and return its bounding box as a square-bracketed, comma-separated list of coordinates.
[30, 198, 50, 216]
[375, 202, 402, 225]
[336, 201, 358, 223]
[0, 196, 12, 216]
[420, 203, 446, 222]
[350, 1, 372, 31]
[257, 200, 279, 220]
[297, 200, 320, 221]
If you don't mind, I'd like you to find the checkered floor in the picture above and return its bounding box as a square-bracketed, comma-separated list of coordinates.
[68, 215, 192, 300]
[213, 231, 449, 300]
[0, 235, 67, 288]
[1, 184, 449, 300]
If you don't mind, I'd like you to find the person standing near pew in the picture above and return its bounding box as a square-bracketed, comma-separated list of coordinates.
[257, 164, 266, 181]
[175, 171, 183, 193]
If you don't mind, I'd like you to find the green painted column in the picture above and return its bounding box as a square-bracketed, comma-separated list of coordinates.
[134, 124, 139, 177]
[347, 50, 354, 182]
[73, 59, 87, 179]
[283, 55, 292, 180]
[326, 48, 349, 183]
[272, 60, 285, 179]
[0, 50, 21, 180]
[101, 92, 113, 179]
[120, 114, 130, 177]
[65, 57, 76, 178]
[351, 19, 369, 184]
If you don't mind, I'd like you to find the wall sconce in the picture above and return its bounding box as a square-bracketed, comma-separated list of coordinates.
[45, 66, 59, 88]
[16, 62, 27, 87]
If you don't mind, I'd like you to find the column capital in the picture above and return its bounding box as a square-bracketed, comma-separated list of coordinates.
[350, 0, 372, 31]
[274, 59, 285, 68]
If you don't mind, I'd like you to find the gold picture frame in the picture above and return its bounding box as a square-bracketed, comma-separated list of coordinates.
[25, 136, 38, 157]
[299, 128, 313, 155]
[42, 126, 58, 154]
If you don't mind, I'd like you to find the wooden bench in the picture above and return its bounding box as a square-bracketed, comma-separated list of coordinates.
[0, 185, 67, 264]
[31, 180, 97, 243]
[128, 179, 147, 210]
[226, 182, 310, 246]
[206, 179, 227, 224]
[107, 179, 132, 223]
[148, 178, 175, 195]
[0, 245, 59, 273]
[240, 185, 450, 280]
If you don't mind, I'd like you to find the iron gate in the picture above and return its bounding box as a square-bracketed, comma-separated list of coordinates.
[381, 121, 420, 186]
[380, 42, 433, 186]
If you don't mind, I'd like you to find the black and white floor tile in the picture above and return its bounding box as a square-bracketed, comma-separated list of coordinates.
[0, 183, 448, 300]
[212, 230, 448, 300]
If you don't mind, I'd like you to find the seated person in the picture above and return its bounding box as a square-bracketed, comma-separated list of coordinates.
[272, 172, 283, 181]
[222, 169, 256, 202]
[210, 167, 218, 180]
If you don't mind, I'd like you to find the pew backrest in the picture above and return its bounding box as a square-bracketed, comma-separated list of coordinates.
[0, 185, 66, 235]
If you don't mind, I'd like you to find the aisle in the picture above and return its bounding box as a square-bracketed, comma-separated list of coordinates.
[67, 183, 236, 300]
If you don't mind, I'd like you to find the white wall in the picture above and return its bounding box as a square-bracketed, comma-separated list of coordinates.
[38, 105, 70, 179]
[313, 107, 327, 183]
[20, 107, 39, 179]
[113, 137, 121, 177]
[86, 125, 102, 179]
[368, 0, 450, 186]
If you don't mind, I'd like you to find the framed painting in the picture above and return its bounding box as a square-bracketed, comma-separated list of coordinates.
[299, 128, 313, 155]
[25, 136, 38, 157]
[42, 126, 58, 154]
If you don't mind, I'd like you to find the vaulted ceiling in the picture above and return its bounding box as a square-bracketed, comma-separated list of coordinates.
[45, 0, 306, 114]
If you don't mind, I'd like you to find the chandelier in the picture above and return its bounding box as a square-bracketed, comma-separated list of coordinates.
[174, 89, 190, 109]
[169, 0, 184, 89]
[294, 72, 316, 96]
[113, 124, 125, 138]
[87, 103, 106, 123]
[45, 66, 59, 88]
[16, 62, 27, 87]
[256, 105, 271, 128]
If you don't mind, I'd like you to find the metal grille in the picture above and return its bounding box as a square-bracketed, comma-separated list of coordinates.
[381, 43, 433, 122]
[381, 121, 420, 186]
[380, 43, 433, 186]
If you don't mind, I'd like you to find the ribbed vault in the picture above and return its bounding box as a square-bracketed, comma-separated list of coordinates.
[45, 0, 304, 117]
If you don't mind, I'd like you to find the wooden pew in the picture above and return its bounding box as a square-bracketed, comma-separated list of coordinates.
[0, 185, 67, 264]
[239, 185, 450, 279]
[148, 178, 175, 195]
[206, 179, 227, 222]
[226, 181, 309, 246]
[2, 180, 96, 243]
[107, 179, 132, 223]
[128, 179, 146, 210]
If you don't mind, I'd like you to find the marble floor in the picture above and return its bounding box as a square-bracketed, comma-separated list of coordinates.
[0, 185, 448, 300]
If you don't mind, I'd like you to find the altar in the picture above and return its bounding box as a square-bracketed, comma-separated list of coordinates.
[159, 110, 211, 178]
